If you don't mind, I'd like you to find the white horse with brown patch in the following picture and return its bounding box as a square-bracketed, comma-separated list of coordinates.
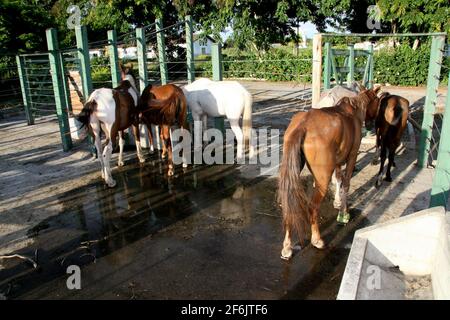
[76, 74, 146, 187]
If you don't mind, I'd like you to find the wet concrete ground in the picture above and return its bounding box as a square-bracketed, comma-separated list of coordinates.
[0, 82, 439, 299]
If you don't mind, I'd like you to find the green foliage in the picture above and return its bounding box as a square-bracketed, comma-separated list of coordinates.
[222, 48, 312, 82]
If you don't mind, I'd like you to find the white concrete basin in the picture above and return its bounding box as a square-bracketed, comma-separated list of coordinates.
[338, 206, 450, 300]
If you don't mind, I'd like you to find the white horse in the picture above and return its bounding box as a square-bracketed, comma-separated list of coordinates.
[76, 74, 146, 187]
[182, 78, 254, 160]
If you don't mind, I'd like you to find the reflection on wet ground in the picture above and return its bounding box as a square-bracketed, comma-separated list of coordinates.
[0, 149, 364, 299]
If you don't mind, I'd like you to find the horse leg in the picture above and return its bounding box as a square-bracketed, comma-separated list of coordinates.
[385, 147, 396, 182]
[163, 126, 174, 176]
[372, 131, 381, 165]
[147, 125, 155, 154]
[333, 166, 343, 209]
[307, 164, 333, 249]
[229, 118, 244, 161]
[102, 128, 116, 188]
[375, 144, 387, 188]
[132, 124, 145, 163]
[91, 121, 105, 179]
[117, 131, 125, 167]
[160, 125, 168, 159]
[337, 150, 358, 224]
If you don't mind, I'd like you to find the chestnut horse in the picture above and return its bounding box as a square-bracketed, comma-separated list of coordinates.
[138, 83, 188, 176]
[278, 87, 381, 260]
[372, 92, 409, 187]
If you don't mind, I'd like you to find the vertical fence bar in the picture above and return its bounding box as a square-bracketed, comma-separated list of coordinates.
[185, 15, 195, 83]
[59, 52, 72, 113]
[323, 42, 331, 89]
[156, 18, 169, 85]
[16, 55, 34, 125]
[75, 25, 93, 100]
[46, 28, 72, 152]
[212, 42, 225, 134]
[312, 34, 322, 106]
[418, 35, 445, 168]
[367, 44, 374, 89]
[108, 29, 121, 88]
[430, 73, 450, 208]
[347, 44, 355, 85]
[136, 27, 148, 93]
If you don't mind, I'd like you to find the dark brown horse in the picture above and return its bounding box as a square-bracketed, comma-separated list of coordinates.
[371, 92, 409, 187]
[278, 87, 381, 260]
[138, 83, 188, 176]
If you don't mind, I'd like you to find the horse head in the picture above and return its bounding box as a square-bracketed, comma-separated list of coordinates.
[364, 85, 382, 122]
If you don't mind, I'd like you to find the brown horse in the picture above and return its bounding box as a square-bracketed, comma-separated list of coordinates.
[278, 87, 381, 260]
[138, 83, 188, 176]
[371, 92, 409, 187]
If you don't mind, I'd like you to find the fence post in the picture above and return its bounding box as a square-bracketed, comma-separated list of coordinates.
[16, 55, 34, 125]
[430, 72, 450, 208]
[323, 42, 331, 89]
[108, 29, 121, 88]
[136, 27, 148, 92]
[367, 44, 374, 89]
[312, 34, 322, 107]
[46, 28, 73, 152]
[418, 35, 446, 168]
[185, 15, 195, 83]
[212, 42, 225, 134]
[156, 18, 169, 85]
[75, 25, 93, 100]
[347, 44, 355, 85]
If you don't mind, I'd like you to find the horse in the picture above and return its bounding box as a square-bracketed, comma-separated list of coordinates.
[138, 83, 188, 176]
[182, 78, 254, 160]
[371, 92, 409, 187]
[278, 87, 381, 260]
[76, 71, 158, 187]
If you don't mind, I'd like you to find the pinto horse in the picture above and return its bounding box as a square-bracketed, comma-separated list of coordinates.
[182, 78, 254, 160]
[76, 73, 160, 187]
[138, 83, 188, 176]
[371, 92, 409, 187]
[278, 87, 381, 260]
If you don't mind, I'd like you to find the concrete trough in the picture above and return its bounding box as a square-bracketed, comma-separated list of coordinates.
[337, 206, 450, 300]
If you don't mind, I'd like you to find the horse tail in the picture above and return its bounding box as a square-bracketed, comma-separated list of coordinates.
[242, 89, 253, 143]
[76, 98, 96, 128]
[178, 90, 188, 129]
[277, 125, 309, 243]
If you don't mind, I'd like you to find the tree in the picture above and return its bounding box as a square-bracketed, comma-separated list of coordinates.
[377, 0, 450, 35]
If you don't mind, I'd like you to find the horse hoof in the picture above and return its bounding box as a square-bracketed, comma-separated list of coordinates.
[118, 161, 124, 167]
[280, 248, 293, 260]
[311, 238, 326, 249]
[139, 157, 145, 164]
[106, 179, 117, 188]
[384, 176, 393, 182]
[375, 176, 383, 188]
[182, 163, 188, 168]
